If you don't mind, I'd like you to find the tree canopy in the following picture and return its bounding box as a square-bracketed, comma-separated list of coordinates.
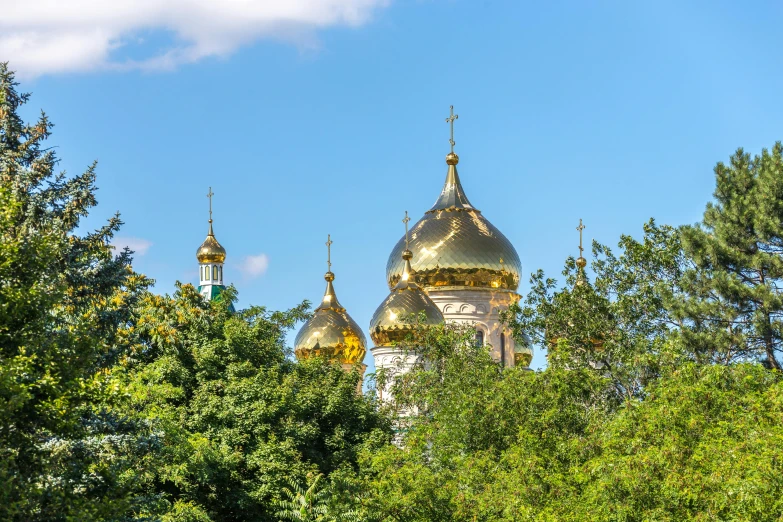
[2, 62, 783, 521]
[116, 284, 390, 520]
[1, 61, 152, 520]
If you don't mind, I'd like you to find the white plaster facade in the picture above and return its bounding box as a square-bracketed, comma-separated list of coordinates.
[426, 287, 520, 367]
[370, 344, 419, 405]
[371, 287, 525, 405]
[198, 261, 224, 300]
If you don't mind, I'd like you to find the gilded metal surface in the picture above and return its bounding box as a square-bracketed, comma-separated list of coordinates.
[428, 158, 475, 211]
[386, 156, 521, 290]
[514, 350, 533, 368]
[294, 273, 367, 365]
[514, 334, 533, 367]
[370, 253, 444, 346]
[196, 221, 227, 263]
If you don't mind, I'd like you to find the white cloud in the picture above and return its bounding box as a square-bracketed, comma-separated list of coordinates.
[239, 253, 269, 278]
[2, 0, 389, 78]
[111, 236, 152, 256]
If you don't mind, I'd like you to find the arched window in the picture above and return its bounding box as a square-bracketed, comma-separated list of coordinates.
[212, 265, 218, 280]
[219, 266, 222, 281]
[475, 330, 484, 347]
[500, 333, 506, 366]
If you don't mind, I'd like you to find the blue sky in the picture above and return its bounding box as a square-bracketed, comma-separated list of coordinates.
[7, 0, 783, 372]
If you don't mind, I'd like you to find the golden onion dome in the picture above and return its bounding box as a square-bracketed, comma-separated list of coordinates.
[294, 271, 367, 365]
[370, 249, 444, 346]
[196, 221, 227, 264]
[514, 340, 533, 368]
[386, 152, 522, 291]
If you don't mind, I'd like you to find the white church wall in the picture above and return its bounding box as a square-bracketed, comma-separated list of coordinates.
[426, 287, 519, 367]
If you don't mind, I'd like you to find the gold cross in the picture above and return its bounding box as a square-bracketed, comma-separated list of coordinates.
[326, 234, 333, 272]
[576, 218, 585, 257]
[206, 187, 214, 222]
[402, 211, 411, 250]
[445, 105, 459, 153]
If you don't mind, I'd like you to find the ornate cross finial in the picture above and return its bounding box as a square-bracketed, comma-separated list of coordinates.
[576, 218, 586, 258]
[445, 105, 459, 153]
[326, 234, 333, 272]
[403, 211, 411, 250]
[207, 187, 214, 223]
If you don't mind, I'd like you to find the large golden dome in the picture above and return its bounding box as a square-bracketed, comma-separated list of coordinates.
[294, 271, 367, 365]
[196, 221, 227, 264]
[386, 152, 521, 291]
[371, 249, 444, 346]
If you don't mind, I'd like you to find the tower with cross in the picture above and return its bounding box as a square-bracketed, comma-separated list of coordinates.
[375, 104, 528, 380]
[196, 187, 232, 309]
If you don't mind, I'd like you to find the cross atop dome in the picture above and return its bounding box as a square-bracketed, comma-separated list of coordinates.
[446, 105, 459, 154]
[576, 218, 587, 269]
[195, 187, 232, 310]
[207, 187, 214, 223]
[326, 234, 333, 273]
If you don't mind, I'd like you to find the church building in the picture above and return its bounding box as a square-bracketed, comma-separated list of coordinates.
[196, 106, 533, 401]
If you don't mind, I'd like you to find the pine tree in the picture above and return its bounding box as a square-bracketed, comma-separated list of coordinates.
[0, 62, 152, 520]
[677, 144, 783, 369]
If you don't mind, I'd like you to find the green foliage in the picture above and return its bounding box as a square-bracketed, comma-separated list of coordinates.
[355, 328, 783, 521]
[356, 324, 611, 520]
[275, 473, 363, 522]
[4, 61, 783, 522]
[356, 140, 783, 519]
[676, 144, 783, 368]
[116, 284, 391, 521]
[276, 474, 333, 522]
[0, 62, 153, 520]
[506, 219, 687, 401]
[576, 363, 783, 522]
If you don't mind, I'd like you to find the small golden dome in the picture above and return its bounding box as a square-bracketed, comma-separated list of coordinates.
[576, 256, 587, 269]
[514, 341, 533, 368]
[370, 252, 444, 346]
[294, 271, 367, 366]
[386, 156, 521, 291]
[196, 221, 226, 264]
